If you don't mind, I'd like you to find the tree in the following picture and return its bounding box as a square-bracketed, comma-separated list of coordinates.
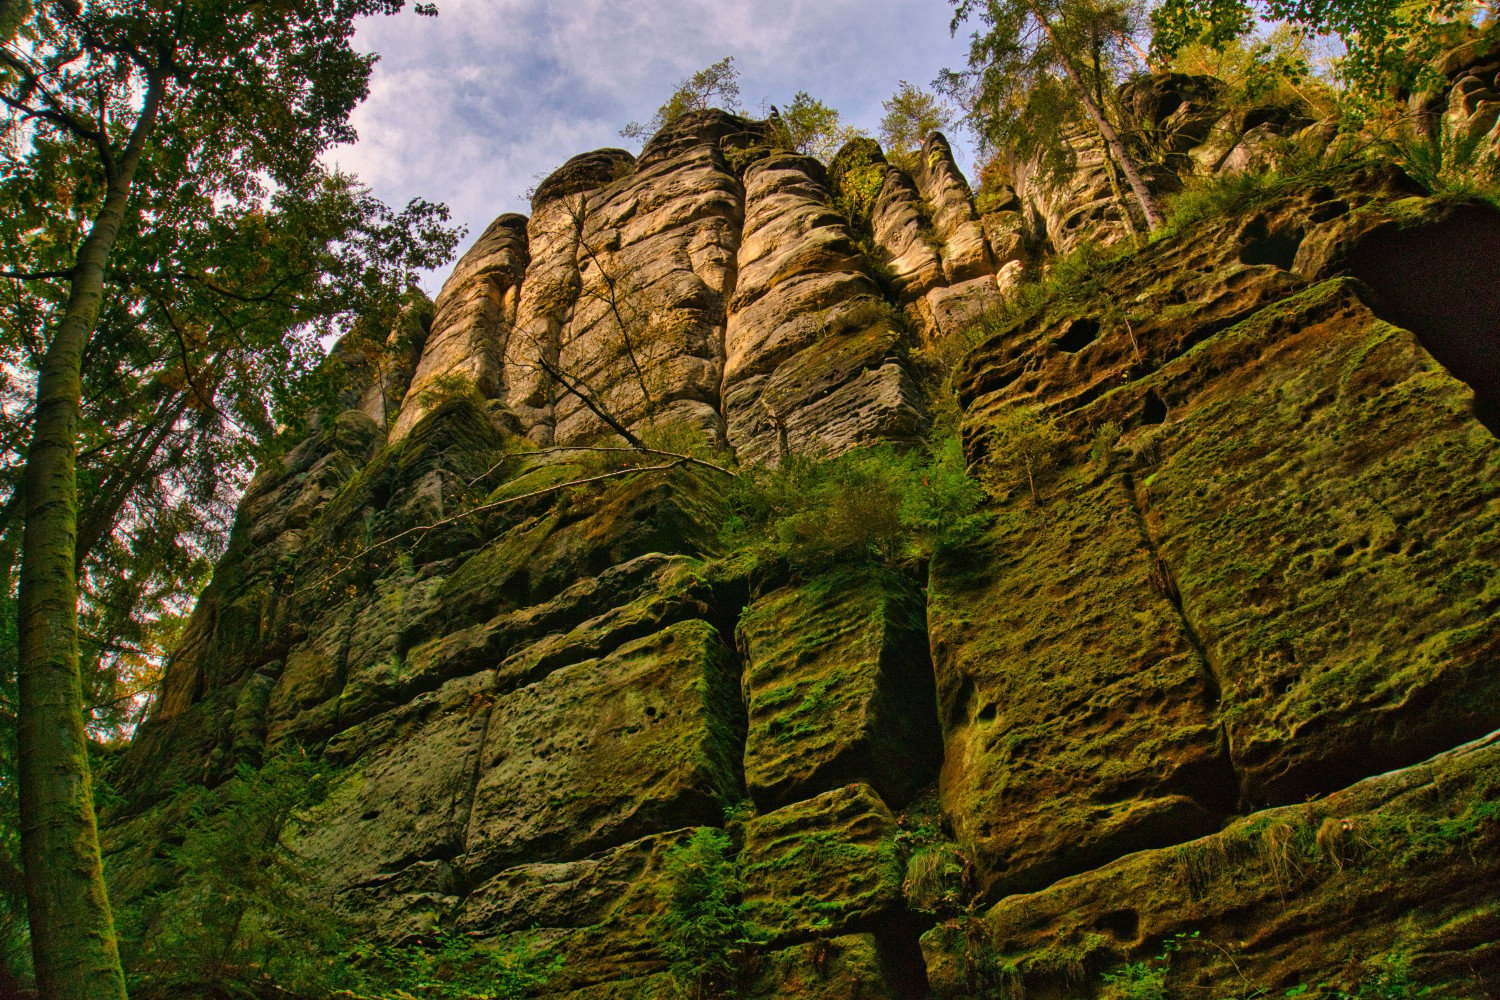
[655, 829, 746, 1000]
[1149, 0, 1474, 96]
[0, 3, 451, 997]
[946, 0, 1165, 230]
[772, 91, 863, 163]
[879, 80, 957, 167]
[621, 56, 741, 141]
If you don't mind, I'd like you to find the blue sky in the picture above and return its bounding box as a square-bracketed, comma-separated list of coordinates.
[330, 0, 982, 293]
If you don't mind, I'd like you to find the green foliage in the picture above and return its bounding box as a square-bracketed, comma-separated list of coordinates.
[976, 402, 1070, 503]
[1149, 0, 1476, 96]
[1389, 121, 1500, 205]
[621, 56, 741, 141]
[120, 750, 343, 998]
[0, 0, 461, 753]
[829, 138, 890, 227]
[414, 371, 488, 410]
[1101, 932, 1196, 1000]
[943, 0, 1148, 170]
[1168, 25, 1319, 105]
[1157, 168, 1294, 239]
[902, 844, 973, 916]
[655, 828, 748, 999]
[345, 931, 563, 1000]
[1089, 421, 1123, 467]
[771, 91, 863, 164]
[721, 436, 989, 572]
[879, 81, 957, 169]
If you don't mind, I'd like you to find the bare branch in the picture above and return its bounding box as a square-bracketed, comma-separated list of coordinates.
[293, 459, 691, 597]
[0, 268, 76, 281]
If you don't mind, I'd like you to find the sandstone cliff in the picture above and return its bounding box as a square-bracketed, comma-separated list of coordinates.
[104, 79, 1500, 999]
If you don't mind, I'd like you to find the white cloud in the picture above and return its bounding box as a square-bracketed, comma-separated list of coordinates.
[326, 0, 981, 294]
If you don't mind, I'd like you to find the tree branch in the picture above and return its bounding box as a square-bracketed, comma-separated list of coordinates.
[293, 460, 690, 597]
[0, 268, 76, 281]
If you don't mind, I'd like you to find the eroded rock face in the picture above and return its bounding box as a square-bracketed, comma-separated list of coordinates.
[103, 109, 1500, 1000]
[376, 108, 1017, 468]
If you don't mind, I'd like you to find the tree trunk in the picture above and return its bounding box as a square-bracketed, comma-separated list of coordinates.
[17, 73, 161, 1000]
[1028, 0, 1164, 230]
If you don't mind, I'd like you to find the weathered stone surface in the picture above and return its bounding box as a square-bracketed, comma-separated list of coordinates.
[923, 730, 1500, 999]
[747, 933, 899, 999]
[1092, 279, 1500, 806]
[740, 783, 904, 944]
[463, 620, 742, 879]
[104, 102, 1500, 1000]
[830, 139, 945, 304]
[740, 566, 940, 810]
[913, 132, 996, 283]
[721, 152, 927, 463]
[923, 275, 1001, 341]
[547, 140, 742, 445]
[457, 828, 699, 990]
[929, 469, 1231, 900]
[392, 214, 530, 440]
[295, 670, 493, 901]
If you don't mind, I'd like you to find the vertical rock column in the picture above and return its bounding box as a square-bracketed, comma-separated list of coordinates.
[550, 113, 756, 445]
[723, 152, 925, 464]
[390, 214, 529, 441]
[504, 148, 637, 444]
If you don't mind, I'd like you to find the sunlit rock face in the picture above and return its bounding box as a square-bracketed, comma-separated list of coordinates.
[105, 72, 1500, 1000]
[389, 108, 1001, 464]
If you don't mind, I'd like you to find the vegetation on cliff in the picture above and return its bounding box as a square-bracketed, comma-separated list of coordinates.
[0, 1, 1497, 998]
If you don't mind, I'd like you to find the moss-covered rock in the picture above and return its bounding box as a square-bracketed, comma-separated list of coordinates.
[740, 565, 940, 810]
[747, 932, 899, 999]
[740, 783, 905, 944]
[922, 729, 1500, 999]
[463, 620, 743, 879]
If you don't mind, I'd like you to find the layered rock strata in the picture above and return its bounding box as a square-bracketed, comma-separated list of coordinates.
[103, 105, 1500, 999]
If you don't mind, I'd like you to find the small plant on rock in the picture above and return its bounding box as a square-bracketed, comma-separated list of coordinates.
[656, 828, 749, 999]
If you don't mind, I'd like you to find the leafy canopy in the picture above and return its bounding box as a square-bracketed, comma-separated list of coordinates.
[1149, 0, 1475, 95]
[879, 80, 957, 167]
[621, 56, 742, 141]
[942, 0, 1150, 169]
[0, 0, 460, 739]
[772, 90, 864, 163]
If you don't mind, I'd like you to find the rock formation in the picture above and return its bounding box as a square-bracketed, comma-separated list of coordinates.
[104, 74, 1500, 999]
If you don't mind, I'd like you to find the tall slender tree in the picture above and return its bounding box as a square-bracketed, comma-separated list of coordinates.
[946, 0, 1164, 230]
[0, 3, 449, 996]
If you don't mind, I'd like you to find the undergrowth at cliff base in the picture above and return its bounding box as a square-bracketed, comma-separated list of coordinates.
[115, 749, 562, 1000]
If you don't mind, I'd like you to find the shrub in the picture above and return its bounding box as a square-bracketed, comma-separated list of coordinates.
[655, 829, 747, 999]
[721, 435, 988, 571]
[976, 403, 1069, 503]
[121, 750, 345, 998]
[347, 930, 563, 1000]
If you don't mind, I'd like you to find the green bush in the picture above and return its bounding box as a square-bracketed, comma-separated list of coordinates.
[976, 402, 1069, 503]
[655, 828, 748, 999]
[121, 750, 346, 998]
[346, 930, 563, 1000]
[720, 435, 988, 571]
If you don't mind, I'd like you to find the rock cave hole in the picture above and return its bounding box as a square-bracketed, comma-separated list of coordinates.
[1142, 390, 1168, 425]
[1093, 908, 1141, 942]
[1239, 217, 1305, 270]
[1056, 317, 1101, 353]
[1342, 204, 1500, 434]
